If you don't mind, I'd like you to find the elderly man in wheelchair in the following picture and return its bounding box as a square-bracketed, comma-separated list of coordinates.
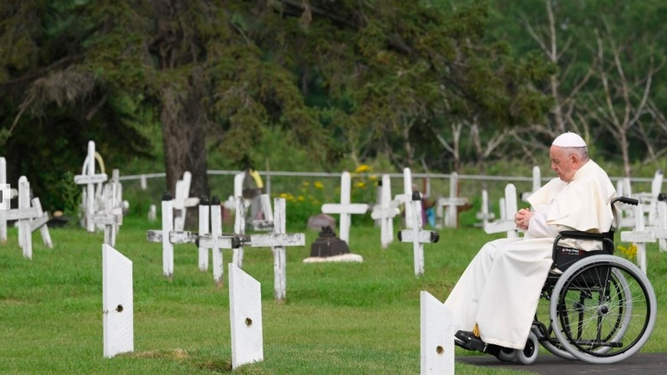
[444, 132, 656, 365]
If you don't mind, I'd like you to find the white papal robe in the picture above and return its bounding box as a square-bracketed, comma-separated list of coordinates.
[443, 160, 616, 349]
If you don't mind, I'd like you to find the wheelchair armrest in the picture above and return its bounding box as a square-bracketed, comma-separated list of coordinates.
[557, 231, 610, 241]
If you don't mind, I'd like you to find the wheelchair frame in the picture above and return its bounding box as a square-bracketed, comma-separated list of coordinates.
[524, 196, 658, 365]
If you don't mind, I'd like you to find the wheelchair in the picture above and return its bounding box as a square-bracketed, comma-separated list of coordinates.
[458, 196, 658, 365]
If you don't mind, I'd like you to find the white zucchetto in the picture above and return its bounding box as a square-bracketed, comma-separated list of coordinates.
[552, 132, 586, 148]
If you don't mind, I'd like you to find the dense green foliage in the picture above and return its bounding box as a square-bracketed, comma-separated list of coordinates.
[1, 0, 666, 211]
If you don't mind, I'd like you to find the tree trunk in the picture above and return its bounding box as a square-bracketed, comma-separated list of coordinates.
[161, 81, 209, 229]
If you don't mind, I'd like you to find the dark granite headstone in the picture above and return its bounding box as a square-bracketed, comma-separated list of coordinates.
[309, 226, 350, 258]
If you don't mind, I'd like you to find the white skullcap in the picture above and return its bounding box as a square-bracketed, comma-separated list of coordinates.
[552, 132, 586, 148]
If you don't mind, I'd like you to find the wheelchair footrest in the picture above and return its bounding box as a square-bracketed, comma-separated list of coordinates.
[455, 330, 488, 352]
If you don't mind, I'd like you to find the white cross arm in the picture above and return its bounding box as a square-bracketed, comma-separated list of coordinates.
[321, 203, 369, 215]
[92, 213, 122, 226]
[250, 233, 305, 248]
[173, 197, 200, 210]
[621, 231, 656, 243]
[5, 207, 41, 221]
[646, 226, 667, 239]
[30, 214, 49, 232]
[484, 220, 516, 234]
[437, 197, 468, 206]
[397, 230, 440, 244]
[146, 230, 198, 244]
[74, 173, 108, 185]
[198, 233, 240, 249]
[370, 207, 400, 220]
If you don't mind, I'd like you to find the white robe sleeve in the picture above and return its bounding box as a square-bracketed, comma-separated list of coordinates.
[525, 208, 560, 238]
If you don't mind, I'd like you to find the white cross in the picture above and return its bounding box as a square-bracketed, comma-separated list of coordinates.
[436, 172, 468, 228]
[521, 166, 541, 201]
[398, 193, 440, 276]
[321, 171, 369, 244]
[475, 189, 495, 227]
[74, 141, 107, 232]
[371, 174, 400, 249]
[91, 184, 123, 246]
[8, 177, 52, 259]
[172, 171, 200, 232]
[621, 203, 655, 274]
[146, 194, 240, 282]
[484, 184, 519, 238]
[248, 198, 305, 301]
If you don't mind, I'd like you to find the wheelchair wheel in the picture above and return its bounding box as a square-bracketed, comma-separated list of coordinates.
[496, 347, 515, 362]
[515, 331, 539, 365]
[532, 325, 576, 361]
[550, 255, 656, 364]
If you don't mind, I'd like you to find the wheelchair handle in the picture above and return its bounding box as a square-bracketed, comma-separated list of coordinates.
[612, 196, 639, 206]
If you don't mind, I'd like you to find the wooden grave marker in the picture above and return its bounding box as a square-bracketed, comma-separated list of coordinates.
[483, 184, 519, 238]
[74, 141, 107, 232]
[248, 197, 305, 301]
[102, 244, 134, 358]
[321, 171, 369, 244]
[229, 263, 264, 369]
[371, 174, 400, 249]
[398, 192, 440, 276]
[436, 172, 468, 229]
[420, 291, 454, 375]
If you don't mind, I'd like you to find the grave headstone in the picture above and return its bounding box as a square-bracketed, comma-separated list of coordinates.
[102, 244, 134, 358]
[303, 226, 363, 263]
[229, 263, 263, 369]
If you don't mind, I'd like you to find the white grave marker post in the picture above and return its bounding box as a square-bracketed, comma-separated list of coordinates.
[436, 172, 468, 229]
[18, 177, 32, 259]
[91, 186, 120, 246]
[74, 141, 107, 232]
[398, 193, 440, 276]
[617, 178, 635, 228]
[321, 171, 369, 244]
[209, 196, 225, 286]
[621, 204, 655, 274]
[148, 204, 156, 221]
[172, 171, 199, 232]
[420, 291, 454, 375]
[483, 184, 519, 238]
[102, 244, 134, 358]
[0, 157, 6, 243]
[30, 197, 52, 248]
[224, 172, 245, 211]
[198, 197, 210, 271]
[475, 190, 495, 227]
[161, 192, 174, 278]
[403, 167, 414, 229]
[233, 196, 246, 267]
[647, 170, 664, 226]
[229, 263, 263, 369]
[521, 166, 541, 201]
[371, 174, 400, 249]
[249, 198, 306, 301]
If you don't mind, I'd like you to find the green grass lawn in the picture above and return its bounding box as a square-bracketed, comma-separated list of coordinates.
[1, 217, 665, 375]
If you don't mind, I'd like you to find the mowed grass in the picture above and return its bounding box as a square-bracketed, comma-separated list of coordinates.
[1, 217, 665, 375]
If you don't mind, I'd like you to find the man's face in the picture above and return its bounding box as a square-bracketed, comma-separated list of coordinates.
[550, 146, 577, 182]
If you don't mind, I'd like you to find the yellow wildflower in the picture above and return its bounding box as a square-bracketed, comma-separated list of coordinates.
[314, 181, 324, 189]
[355, 181, 366, 188]
[355, 164, 370, 173]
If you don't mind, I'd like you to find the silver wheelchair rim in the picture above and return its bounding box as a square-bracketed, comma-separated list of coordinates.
[549, 255, 656, 364]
